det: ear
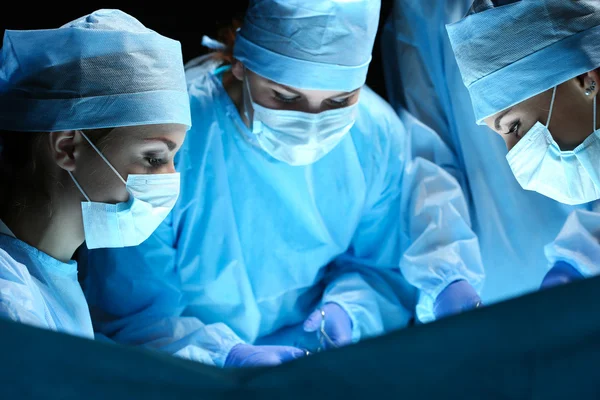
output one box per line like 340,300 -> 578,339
576,70 -> 600,99
231,59 -> 245,81
48,130 -> 80,172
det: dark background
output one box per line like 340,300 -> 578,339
0,1 -> 394,100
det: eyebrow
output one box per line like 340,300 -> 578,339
145,137 -> 177,151
273,82 -> 358,98
494,107 -> 514,131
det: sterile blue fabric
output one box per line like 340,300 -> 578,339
0,232 -> 93,339
381,0 -> 591,305
0,9 -> 191,132
545,209 -> 600,278
233,0 -> 380,92
81,61 -> 484,366
446,0 -> 600,124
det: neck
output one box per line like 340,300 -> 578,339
2,195 -> 84,264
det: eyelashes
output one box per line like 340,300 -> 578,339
272,90 -> 300,104
272,90 -> 352,107
503,120 -> 521,137
143,152 -> 168,170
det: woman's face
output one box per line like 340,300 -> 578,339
484,70 -> 600,152
71,123 -> 186,204
232,62 -> 361,114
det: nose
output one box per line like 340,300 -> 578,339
505,138 -> 515,152
304,102 -> 325,114
165,160 -> 177,174
304,97 -> 335,114
498,133 -> 520,153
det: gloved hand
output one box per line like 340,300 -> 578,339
540,261 -> 584,290
433,280 -> 482,320
224,344 -> 305,368
303,302 -> 353,349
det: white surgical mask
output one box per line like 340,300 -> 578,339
69,131 -> 180,249
243,76 -> 357,166
507,87 -> 600,205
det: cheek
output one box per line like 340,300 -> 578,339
157,162 -> 177,174
77,148 -> 130,204
97,180 -> 130,204
548,101 -> 592,150
127,164 -> 151,175
76,165 -> 129,204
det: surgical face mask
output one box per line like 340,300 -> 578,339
69,132 -> 180,249
507,87 -> 600,205
242,76 -> 358,166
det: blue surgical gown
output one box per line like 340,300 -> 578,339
81,62 -> 484,366
0,230 -> 93,339
381,0 -> 594,304
545,207 -> 600,278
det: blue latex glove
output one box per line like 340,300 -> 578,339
303,302 -> 353,349
541,261 -> 584,290
224,344 -> 305,368
433,280 -> 482,320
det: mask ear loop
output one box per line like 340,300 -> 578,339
242,68 -> 262,135
65,132 -> 92,203
79,131 -> 127,186
546,86 -> 558,128
594,93 -> 597,132
68,171 -> 91,202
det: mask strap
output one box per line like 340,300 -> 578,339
546,86 -> 558,128
242,67 -> 256,104
594,94 -> 597,132
79,131 -> 127,186
68,171 -> 91,202
242,69 -> 261,134
242,70 -> 256,118
242,77 -> 252,123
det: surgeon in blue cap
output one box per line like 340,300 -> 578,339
446,1 -> 600,290
0,10 -> 190,338
82,0 -> 485,367
381,0 -> 594,309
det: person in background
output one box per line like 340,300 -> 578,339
82,0 -> 484,368
381,0 -> 595,305
382,0 -> 600,305
447,0 -> 600,288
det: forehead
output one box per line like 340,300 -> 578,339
113,124 -> 187,138
249,70 -> 357,98
485,91 -> 553,129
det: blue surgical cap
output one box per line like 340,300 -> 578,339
233,0 -> 381,92
447,0 -> 600,124
0,9 -> 191,132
